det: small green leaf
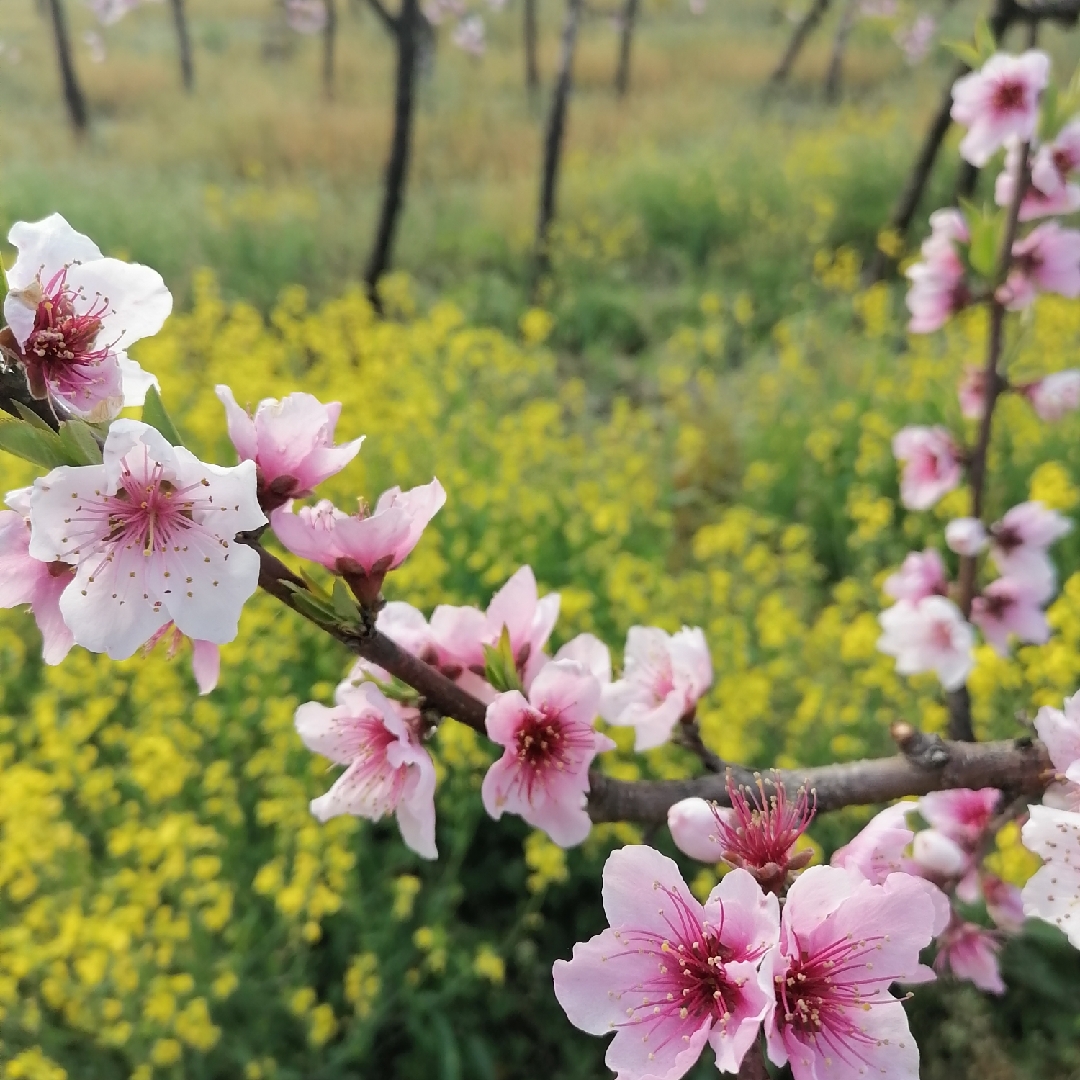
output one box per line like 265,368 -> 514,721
968,217 -> 1001,278
974,16 -> 996,62
281,581 -> 337,624
141,384 -> 184,446
331,579 -> 362,622
58,418 -> 104,465
942,39 -> 983,69
299,568 -> 333,604
12,401 -> 56,433
0,417 -> 70,468
483,626 -> 523,693
1040,82 -> 1061,142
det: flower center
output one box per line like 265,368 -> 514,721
103,465 -> 204,555
992,523 -> 1022,554
340,716 -> 409,814
515,710 -> 568,770
992,79 -> 1026,112
25,269 -> 111,385
929,617 -> 956,650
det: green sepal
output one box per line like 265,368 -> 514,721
141,384 -> 184,447
960,199 -> 1003,279
281,580 -> 337,623
331,579 -> 363,626
483,626 -> 523,693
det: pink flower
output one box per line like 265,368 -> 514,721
999,222 -> 1080,309
877,596 -> 975,691
951,50 -> 1050,167
1019,370 -> 1080,422
143,622 -> 222,695
935,919 -> 1005,994
892,425 -> 963,510
1030,119 -> 1080,194
922,208 -> 971,258
759,865 -> 940,1080
895,13 -> 935,66
295,680 -> 437,859
989,501 -> 1072,592
905,245 -> 970,333
482,659 -> 614,847
375,600 -> 440,660
910,828 -> 971,880
831,802 -> 916,883
285,0 -> 328,33
552,845 -> 780,1079
918,788 -> 1000,848
3,214 -> 169,420
600,626 -> 713,751
971,576 -> 1050,655
28,419 -> 265,660
945,518 -> 988,557
1034,691 -> 1080,802
554,632 -> 612,684
982,874 -> 1026,933
667,797 -> 725,863
883,549 -> 948,603
0,487 -> 74,665
215,385 -> 363,509
430,566 -> 561,691
1021,804 -> 1080,948
958,366 -> 988,420
270,479 -> 445,604
995,139 -> 1080,221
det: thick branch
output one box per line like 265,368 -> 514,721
770,0 -> 830,85
587,737 -> 1052,823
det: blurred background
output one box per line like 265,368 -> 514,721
4,0 -> 1080,1077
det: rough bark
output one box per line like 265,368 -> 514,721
169,0 -> 195,92
614,0 -> 639,98
47,0 -> 88,135
770,0 -> 830,85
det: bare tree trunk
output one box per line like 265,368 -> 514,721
824,0 -> 859,102
46,0 -> 88,135
534,0 -> 584,279
323,0 -> 339,99
770,0 -> 830,85
365,0 -> 419,300
169,0 -> 195,92
614,0 -> 638,97
525,0 -> 540,96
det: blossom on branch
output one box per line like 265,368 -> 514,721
877,595 -> 974,691
215,385 -> 363,509
270,480 -> 445,605
883,548 -> 948,603
295,681 -> 437,859
905,210 -> 971,333
918,787 -> 1001,848
934,919 -> 1005,994
1034,691 -> 1080,807
951,50 -> 1049,167
831,802 -> 917,883
552,846 -> 780,1078
759,865 -> 941,1080
667,797 -> 726,862
143,622 -> 222,695
0,487 -> 74,665
958,366 -> 988,420
971,576 -> 1051,656
995,138 -> 1080,221
1021,804 -> 1080,948
28,419 -> 265,660
999,222 -> 1080,310
601,626 -> 712,751
892,426 -> 962,510
3,214 -> 169,420
1019,370 -> 1080,422
988,500 -> 1072,593
945,518 -> 988,557
482,659 -> 613,847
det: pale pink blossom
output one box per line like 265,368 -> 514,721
831,802 -> 916,883
285,0 -> 327,33
3,214 -> 169,420
270,480 -> 445,604
0,487 -> 74,665
482,659 -> 614,847
951,51 -> 1050,167
759,865 -> 940,1080
430,566 -> 561,691
945,518 -> 989,557
1030,119 -> 1080,194
451,14 -> 485,56
883,549 -> 947,603
959,366 -> 988,419
983,874 -> 1026,933
553,632 -> 612,684
215,385 -> 363,508
995,138 -> 1080,221
911,828 -> 972,880
999,221 -> 1080,309
892,425 -> 963,510
143,622 -> 221,695
935,919 -> 1005,994
877,596 -> 975,691
667,797 -> 726,863
28,419 -> 265,660
905,254 -> 970,333
922,208 -> 971,258
971,575 -> 1051,654
295,680 -> 437,859
919,788 -> 1001,848
375,600 -> 439,660
895,13 -> 935,66
1034,691 -> 1080,804
553,846 -> 780,1079
600,626 -> 712,751
1019,370 -> 1080,421
1021,804 -> 1080,948
989,501 -> 1072,592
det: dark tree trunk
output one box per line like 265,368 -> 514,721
365,0 -> 419,300
770,0 -> 830,85
534,0 -> 584,278
614,0 -> 638,97
46,0 -> 88,135
323,0 -> 339,98
169,0 -> 195,92
824,0 -> 859,102
524,0 -> 540,96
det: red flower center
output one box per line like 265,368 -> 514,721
24,269 -> 112,391
992,79 -> 1026,112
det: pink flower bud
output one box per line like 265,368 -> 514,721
1021,370 -> 1080,422
945,518 -> 989,557
667,797 -> 726,862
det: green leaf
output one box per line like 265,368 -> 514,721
331,579 -> 362,623
483,626 -> 522,693
942,38 -> 983,69
12,401 -> 56,433
0,417 -> 70,468
58,419 -> 104,465
281,581 -> 337,624
1040,82 -> 1061,142
968,215 -> 1000,278
974,16 -> 996,62
141,384 -> 184,446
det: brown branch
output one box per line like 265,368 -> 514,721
586,737 -> 1052,824
770,0 -> 831,86
364,0 -> 399,33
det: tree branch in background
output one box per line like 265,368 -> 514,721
323,0 -> 339,99
365,0 -> 420,302
823,0 -> 860,103
770,0 -> 831,85
364,0 -> 399,35
524,0 -> 540,97
614,0 -> 639,98
169,0 -> 195,92
534,0 -> 584,285
46,0 -> 89,136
